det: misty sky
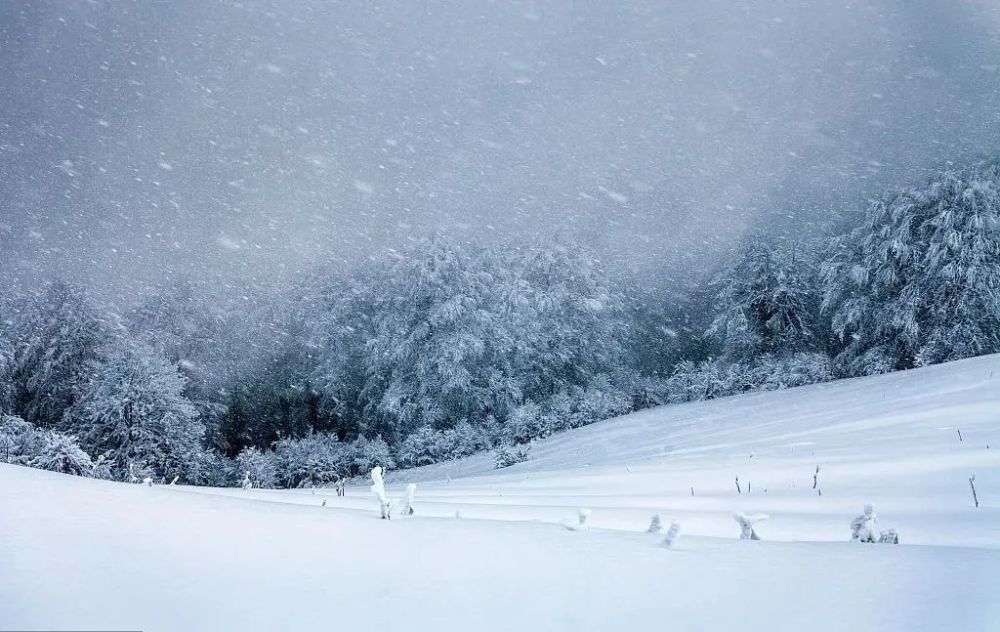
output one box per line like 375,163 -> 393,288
2,0 -> 1000,299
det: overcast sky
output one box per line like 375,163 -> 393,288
2,0 -> 999,300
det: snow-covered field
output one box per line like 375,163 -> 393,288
3,355 -> 999,631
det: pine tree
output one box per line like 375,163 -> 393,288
823,162 -> 1000,374
708,241 -> 820,362
67,343 -> 204,482
6,281 -> 118,428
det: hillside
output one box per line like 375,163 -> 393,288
3,355 -> 1000,631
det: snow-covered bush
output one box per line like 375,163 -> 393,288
235,447 -> 277,489
665,352 -> 833,404
395,422 -> 492,468
493,443 -> 529,469
349,436 -> 394,476
850,503 -> 878,543
27,430 -> 95,476
0,414 -> 34,463
734,512 -> 768,540
504,402 -> 547,445
273,433 -> 347,488
0,414 -> 96,477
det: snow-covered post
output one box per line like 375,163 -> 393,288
734,512 -> 768,540
663,521 -> 681,547
969,475 -> 979,508
647,514 -> 663,533
370,465 -> 391,519
403,483 -> 417,516
850,503 -> 877,542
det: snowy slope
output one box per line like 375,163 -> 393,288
3,355 -> 1000,631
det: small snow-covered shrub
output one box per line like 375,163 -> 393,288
273,433 -> 347,488
755,353 -> 832,390
505,402 -> 547,445
350,436 -> 395,477
0,414 -> 96,477
395,422 -> 491,468
666,353 -> 833,404
850,503 -> 878,543
28,430 -> 95,476
573,374 -> 632,428
734,512 -> 769,540
493,443 -> 529,469
235,447 -> 277,489
0,414 -> 34,463
186,450 -> 234,487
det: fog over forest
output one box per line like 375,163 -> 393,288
3,0 -> 1000,301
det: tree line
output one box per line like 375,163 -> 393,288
3,161 -> 999,486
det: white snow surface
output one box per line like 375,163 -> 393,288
3,355 -> 1000,631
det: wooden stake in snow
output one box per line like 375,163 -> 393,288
958,429 -> 964,442
969,475 -> 980,508
735,476 -> 742,494
813,465 -> 820,490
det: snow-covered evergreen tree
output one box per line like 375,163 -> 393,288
6,281 -> 118,429
823,162 -> 1000,374
67,342 -> 204,482
708,241 -> 821,362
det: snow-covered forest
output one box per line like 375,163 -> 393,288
4,161 -> 1000,485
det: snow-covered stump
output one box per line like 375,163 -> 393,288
370,465 -> 391,520
734,512 -> 768,540
647,514 -> 663,534
663,521 -> 681,547
850,503 -> 878,543
402,483 -> 416,516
